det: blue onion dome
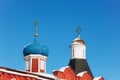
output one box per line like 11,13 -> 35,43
23,42 -> 49,56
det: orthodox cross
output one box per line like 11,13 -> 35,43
34,20 -> 39,37
75,25 -> 82,38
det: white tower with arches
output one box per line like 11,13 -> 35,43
70,27 -> 86,59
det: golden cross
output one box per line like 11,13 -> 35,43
34,20 -> 39,37
34,20 -> 39,27
75,25 -> 82,35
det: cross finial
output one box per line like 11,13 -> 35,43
75,25 -> 82,38
34,20 -> 39,37
34,20 -> 39,27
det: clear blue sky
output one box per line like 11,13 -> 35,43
0,0 -> 120,80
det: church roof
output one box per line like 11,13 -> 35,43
93,76 -> 104,80
71,37 -> 85,45
77,71 -> 87,77
0,66 -> 56,80
58,66 -> 69,72
73,38 -> 85,44
68,59 -> 93,78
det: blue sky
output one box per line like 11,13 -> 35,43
0,0 -> 120,79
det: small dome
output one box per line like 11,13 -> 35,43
23,43 -> 49,56
73,38 -> 85,44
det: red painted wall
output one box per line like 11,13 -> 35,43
53,67 -> 94,80
0,72 -> 36,80
99,77 -> 104,80
64,67 -> 76,80
80,72 -> 92,80
32,58 -> 38,72
53,67 -> 77,80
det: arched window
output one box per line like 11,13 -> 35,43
26,60 -> 30,71
73,49 -> 74,57
83,49 -> 84,58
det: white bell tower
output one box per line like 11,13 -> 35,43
70,26 -> 86,59
69,26 -> 93,77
